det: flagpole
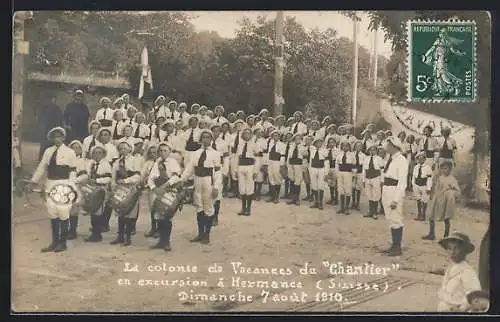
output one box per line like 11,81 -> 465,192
274,11 -> 284,117
351,14 -> 359,126
373,28 -> 379,88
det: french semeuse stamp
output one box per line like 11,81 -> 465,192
406,20 -> 477,103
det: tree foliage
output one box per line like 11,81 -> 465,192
25,11 -> 385,122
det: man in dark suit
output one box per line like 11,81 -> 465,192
38,93 -> 64,161
64,89 -> 90,143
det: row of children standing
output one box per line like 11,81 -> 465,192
31,90 -> 461,252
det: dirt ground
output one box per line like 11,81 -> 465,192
12,184 -> 489,312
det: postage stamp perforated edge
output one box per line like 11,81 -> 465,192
405,19 -> 478,104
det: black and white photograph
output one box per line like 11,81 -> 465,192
11,10 -> 491,313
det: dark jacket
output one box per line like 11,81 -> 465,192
39,103 -> 64,142
64,101 -> 90,142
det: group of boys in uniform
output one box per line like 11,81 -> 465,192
29,91 -> 458,256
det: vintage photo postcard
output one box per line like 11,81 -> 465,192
11,10 -> 491,313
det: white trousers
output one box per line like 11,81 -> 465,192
268,161 -> 283,186
364,177 -> 381,201
193,176 -> 215,215
221,156 -> 229,177
238,165 -> 255,195
183,151 -> 196,173
337,171 -> 353,196
353,172 -> 363,190
309,167 -> 326,191
230,155 -> 239,180
254,157 -> 264,183
287,164 -> 303,184
382,185 -> 404,229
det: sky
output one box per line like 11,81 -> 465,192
187,11 -> 393,58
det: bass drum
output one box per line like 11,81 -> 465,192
110,185 -> 140,216
153,188 -> 186,220
80,184 -> 106,214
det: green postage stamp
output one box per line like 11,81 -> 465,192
406,20 -> 477,103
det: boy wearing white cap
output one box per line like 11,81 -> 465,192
252,126 -> 267,201
30,127 -> 78,252
68,140 -> 87,239
290,111 -> 307,135
235,128 -> 262,215
380,136 -> 408,256
286,133 -> 307,205
412,151 -> 433,221
82,121 -> 102,159
95,97 -> 114,129
147,143 -> 182,251
210,124 -> 229,225
109,141 -> 142,246
177,102 -> 191,128
302,135 -> 315,202
82,146 -> 113,242
362,143 -> 383,219
110,109 -> 125,142
213,105 -> 229,126
96,128 -> 119,166
178,130 -> 222,244
228,119 -> 245,198
335,140 -> 356,214
438,126 -> 457,167
325,137 -> 339,205
308,137 -> 329,209
265,129 -> 286,203
352,140 -> 366,210
183,116 -> 202,168
131,112 -> 150,140
419,125 -> 439,170
152,95 -> 167,119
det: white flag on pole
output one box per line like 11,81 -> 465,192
138,46 -> 153,99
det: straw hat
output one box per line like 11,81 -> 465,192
438,231 -> 475,254
47,126 -> 66,139
385,136 -> 403,150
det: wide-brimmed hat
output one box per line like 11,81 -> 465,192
117,141 -> 133,151
47,126 -> 66,139
234,119 -> 246,126
438,231 -> 475,254
154,95 -> 166,105
99,97 -> 111,105
293,111 -> 303,117
259,108 -> 270,116
200,129 -> 214,139
74,89 -> 84,95
97,128 -> 112,138
269,129 -> 281,137
88,120 -> 101,131
275,115 -> 286,121
113,97 -> 124,106
69,140 -> 82,149
385,136 -> 403,150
